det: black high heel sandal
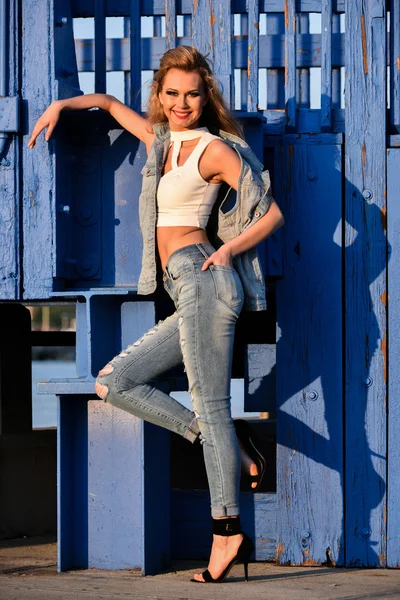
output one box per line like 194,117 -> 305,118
191,517 -> 254,583
234,419 -> 266,492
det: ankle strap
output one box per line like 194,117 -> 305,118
212,517 -> 242,536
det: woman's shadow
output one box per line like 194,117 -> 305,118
269,140 -> 389,567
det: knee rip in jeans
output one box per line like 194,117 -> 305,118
177,315 -> 186,372
95,381 -> 109,400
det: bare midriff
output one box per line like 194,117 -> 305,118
157,226 -> 210,271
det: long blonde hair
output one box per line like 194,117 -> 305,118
146,46 -> 244,139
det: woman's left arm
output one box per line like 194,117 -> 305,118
202,141 -> 285,270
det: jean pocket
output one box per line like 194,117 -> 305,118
209,265 -> 244,311
165,257 -> 193,281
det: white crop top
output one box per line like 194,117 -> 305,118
156,127 -> 223,228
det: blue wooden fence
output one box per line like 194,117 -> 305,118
0,0 -> 398,572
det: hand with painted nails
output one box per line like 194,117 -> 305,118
27,100 -> 63,149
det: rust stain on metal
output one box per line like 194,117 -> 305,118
210,13 -> 216,28
254,22 -> 259,30
397,57 -> 400,70
193,0 -> 198,15
361,13 -> 368,75
284,0 -> 288,29
379,553 -> 386,566
248,57 -> 252,78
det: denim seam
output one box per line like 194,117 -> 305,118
193,266 -> 227,513
113,390 -> 191,432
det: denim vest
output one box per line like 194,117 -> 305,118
137,122 -> 273,311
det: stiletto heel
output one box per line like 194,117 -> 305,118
234,419 -> 266,492
191,517 -> 254,584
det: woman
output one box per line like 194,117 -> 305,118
28,46 -> 284,583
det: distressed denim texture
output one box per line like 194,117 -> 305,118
96,243 -> 245,517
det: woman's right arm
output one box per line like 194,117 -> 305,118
27,93 -> 154,149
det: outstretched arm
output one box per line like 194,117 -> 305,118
28,94 -> 154,150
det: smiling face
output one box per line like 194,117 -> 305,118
158,68 -> 208,131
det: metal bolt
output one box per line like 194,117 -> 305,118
362,189 -> 373,200
81,259 -> 92,271
308,171 -> 317,180
82,207 -> 92,219
56,16 -> 68,26
59,204 -> 70,214
307,390 -> 318,401
301,530 -> 311,539
359,526 -> 372,538
364,377 -> 373,387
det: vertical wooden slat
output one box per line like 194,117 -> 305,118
124,17 -> 131,105
275,136 -> 344,566
94,0 -> 106,93
22,0 -> 55,298
183,14 -> 191,36
390,0 -> 400,130
387,148 -> 400,567
321,0 -> 333,130
192,0 -> 232,107
266,13 -> 285,109
164,0 -> 176,50
240,14 -> 248,110
129,0 -> 141,109
284,0 -> 296,129
247,0 -> 260,111
0,0 -> 19,299
297,13 -> 310,108
345,0 -> 387,566
153,16 -> 162,37
331,12 -> 341,110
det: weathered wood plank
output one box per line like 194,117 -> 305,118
387,148 -> 400,567
94,0 -> 106,93
344,0 -> 387,567
129,0 -> 141,109
389,0 -> 400,130
284,0 -> 296,129
74,32 -> 346,72
247,0 -> 260,111
164,0 -> 176,50
22,0 -> 56,299
321,0 -> 333,130
71,0 -> 346,17
297,14 -> 310,109
192,0 -> 232,106
0,0 -> 19,299
275,141 -> 343,565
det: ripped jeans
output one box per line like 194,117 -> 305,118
95,243 -> 245,518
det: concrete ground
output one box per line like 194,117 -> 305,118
1,537 -> 400,600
